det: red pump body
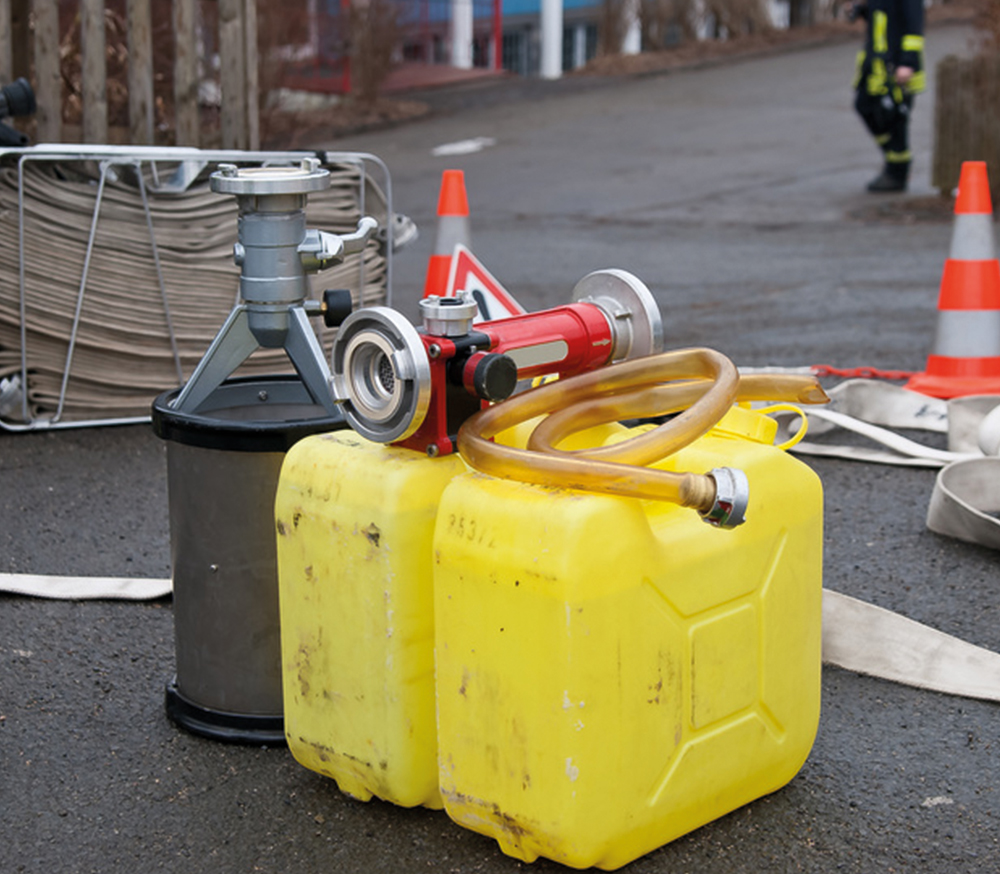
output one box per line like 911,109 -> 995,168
395,302 -> 615,457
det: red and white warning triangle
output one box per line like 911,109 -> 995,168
445,244 -> 526,323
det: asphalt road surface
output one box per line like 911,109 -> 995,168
4,20 -> 998,874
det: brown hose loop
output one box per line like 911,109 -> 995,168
457,349 -> 829,512
457,349 -> 730,510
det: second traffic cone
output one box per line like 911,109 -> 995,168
423,169 -> 470,298
906,161 -> 1000,399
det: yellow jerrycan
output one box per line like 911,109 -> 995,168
275,430 -> 466,808
433,401 -> 823,869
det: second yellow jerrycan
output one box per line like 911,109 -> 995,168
432,407 -> 823,870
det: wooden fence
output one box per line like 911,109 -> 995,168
0,0 -> 259,149
933,53 -> 1000,203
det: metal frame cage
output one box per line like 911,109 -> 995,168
0,145 -> 395,431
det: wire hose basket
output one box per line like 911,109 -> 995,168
0,147 -> 395,429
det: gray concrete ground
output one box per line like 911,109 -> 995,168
4,21 -> 999,873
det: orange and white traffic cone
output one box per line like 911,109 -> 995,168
423,169 -> 470,298
906,161 -> 1000,399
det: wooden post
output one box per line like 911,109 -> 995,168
932,56 -> 954,196
932,54 -> 1000,204
173,0 -> 199,146
244,0 -> 259,150
219,0 -> 248,149
127,0 -> 155,144
978,55 -> 1000,206
9,0 -> 29,80
32,0 -> 60,142
0,0 -> 12,84
81,0 -> 108,143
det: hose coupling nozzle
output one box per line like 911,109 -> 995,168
701,467 -> 750,529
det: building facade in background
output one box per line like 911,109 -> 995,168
280,0 -> 806,93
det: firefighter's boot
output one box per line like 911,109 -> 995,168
867,161 -> 909,193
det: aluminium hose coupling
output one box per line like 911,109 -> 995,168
702,467 -> 750,529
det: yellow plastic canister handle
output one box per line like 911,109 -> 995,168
756,403 -> 812,451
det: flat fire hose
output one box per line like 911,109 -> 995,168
0,572 -> 171,600
766,377 -> 1000,703
7,570 -> 1000,706
823,590 -> 1000,703
766,379 -> 1000,544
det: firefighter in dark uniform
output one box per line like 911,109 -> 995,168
851,0 -> 925,192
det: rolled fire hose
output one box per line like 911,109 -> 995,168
926,458 -> 1000,550
0,160 -> 388,424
